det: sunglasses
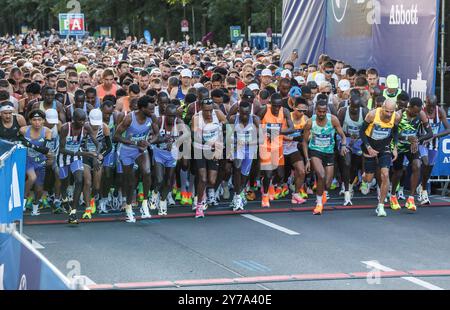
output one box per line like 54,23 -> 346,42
321,91 -> 331,95
325,70 -> 334,74
296,108 -> 308,113
35,80 -> 44,83
227,87 -> 236,91
69,80 -> 79,84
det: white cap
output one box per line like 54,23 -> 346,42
23,62 -> 33,69
180,68 -> 192,78
341,67 -> 349,76
281,69 -> 292,79
315,73 -> 326,85
248,83 -> 260,91
193,82 -> 204,89
294,76 -> 306,85
60,56 -> 69,62
338,79 -> 351,92
89,109 -> 103,126
45,109 -> 59,124
150,68 -> 161,75
261,69 -> 273,77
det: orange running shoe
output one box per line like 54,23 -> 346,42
268,186 -> 275,201
274,187 -> 282,200
322,192 -> 328,205
313,204 -> 323,215
262,194 -> 270,208
246,190 -> 256,201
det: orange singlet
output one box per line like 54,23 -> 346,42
260,105 -> 287,168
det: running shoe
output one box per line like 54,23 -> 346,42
240,191 -> 248,207
417,185 -> 423,201
98,199 -> 108,214
313,204 -> 323,215
137,182 -> 144,202
291,193 -> 306,205
343,191 -> 352,206
322,192 -> 328,205
330,178 -> 338,190
186,192 -> 193,205
261,194 -> 270,208
192,196 -> 198,211
376,205 -> 387,217
339,183 -> 345,196
405,197 -> 417,212
31,203 -> 40,216
175,189 -> 182,201
274,187 -> 283,200
421,190 -> 431,205
281,184 -> 289,198
167,192 -> 176,206
195,203 -> 205,218
25,197 -> 33,210
180,192 -> 189,205
158,200 -> 168,216
68,209 -> 79,224
246,189 -> 256,201
140,200 -> 151,219
41,196 -> 50,209
299,188 -> 308,199
89,198 -> 96,214
150,191 -> 159,210
268,185 -> 275,201
230,194 -> 238,210
397,187 -> 406,200
390,195 -> 401,210
360,181 -> 370,195
53,199 -> 65,214
82,208 -> 92,220
125,206 -> 136,223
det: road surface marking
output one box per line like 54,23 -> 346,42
362,261 -> 443,290
22,233 -> 45,249
241,214 -> 300,235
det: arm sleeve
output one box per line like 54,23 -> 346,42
101,136 -> 113,157
392,124 -> 399,146
360,121 -> 370,148
18,136 -> 50,154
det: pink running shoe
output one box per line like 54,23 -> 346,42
195,203 -> 205,218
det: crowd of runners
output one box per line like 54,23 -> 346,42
1,32 -> 449,224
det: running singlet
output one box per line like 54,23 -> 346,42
39,100 -> 57,112
343,107 -> 364,138
261,105 -> 287,150
0,115 -> 20,142
176,85 -> 186,101
283,113 -> 306,155
120,111 -> 152,152
69,103 -> 88,120
365,108 -> 395,151
58,123 -> 84,167
397,110 -> 421,153
156,116 -> 179,153
85,125 -> 105,152
25,127 -> 47,166
234,113 -> 257,159
96,84 -> 118,100
48,125 -> 59,155
308,114 -> 335,154
421,107 -> 441,151
193,110 -> 222,151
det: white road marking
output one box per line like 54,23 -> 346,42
241,214 -> 300,235
362,261 -> 444,290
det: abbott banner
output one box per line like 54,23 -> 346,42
431,135 -> 450,177
0,141 -> 26,225
282,0 -> 439,96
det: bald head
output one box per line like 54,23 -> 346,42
380,99 -> 396,121
426,95 -> 438,106
383,99 -> 396,110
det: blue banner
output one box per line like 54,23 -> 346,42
0,142 -> 26,225
0,232 -> 71,290
431,135 -> 450,177
282,0 -> 439,98
144,30 -> 152,44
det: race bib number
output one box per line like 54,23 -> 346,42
371,125 -> 391,140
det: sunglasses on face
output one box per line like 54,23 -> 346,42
322,91 -> 331,95
69,80 -> 78,84
325,70 -> 334,74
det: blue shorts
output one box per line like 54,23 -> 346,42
26,157 -> 46,186
58,160 -> 84,179
420,146 -> 438,166
119,147 -> 147,167
153,147 -> 177,168
103,151 -> 117,168
338,136 -> 363,156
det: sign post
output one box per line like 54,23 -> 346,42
59,13 -> 85,37
230,26 -> 242,44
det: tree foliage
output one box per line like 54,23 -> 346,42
0,0 -> 281,45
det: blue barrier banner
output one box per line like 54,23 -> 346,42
0,141 -> 26,224
282,0 -> 439,97
0,232 -> 71,290
431,135 -> 450,176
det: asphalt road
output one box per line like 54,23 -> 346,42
23,194 -> 450,290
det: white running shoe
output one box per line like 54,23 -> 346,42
140,200 -> 151,219
150,191 -> 159,210
339,183 -> 345,196
376,205 -> 387,217
125,206 -> 136,223
167,192 -> 176,206
343,191 -> 352,206
192,196 -> 198,211
232,194 -> 241,211
397,187 -> 406,200
31,204 -> 40,216
158,200 -> 168,216
421,190 -> 431,205
99,199 -> 108,214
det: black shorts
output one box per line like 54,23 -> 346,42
309,149 -> 334,167
392,151 -> 420,171
285,151 -> 304,166
195,158 -> 219,171
363,151 -> 392,174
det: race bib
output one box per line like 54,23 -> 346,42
371,125 -> 391,140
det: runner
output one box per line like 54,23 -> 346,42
337,95 -> 368,206
114,96 -> 159,222
302,99 -> 348,215
58,108 -> 101,224
390,98 -> 433,212
258,93 -> 294,208
0,101 -> 27,142
419,95 -> 450,204
66,89 -> 94,122
19,110 -> 53,216
360,99 -> 401,217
